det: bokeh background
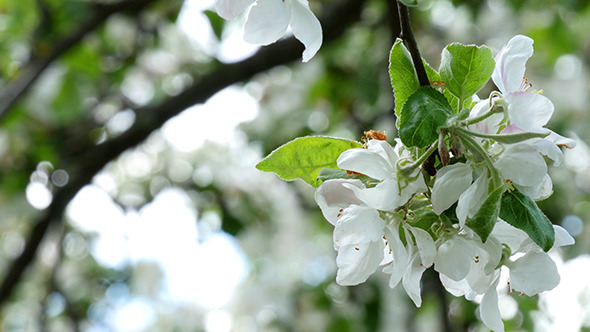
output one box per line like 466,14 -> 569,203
0,0 -> 589,331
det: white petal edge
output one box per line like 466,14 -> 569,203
431,163 -> 472,215
553,225 -> 575,248
494,144 -> 547,187
509,252 -> 560,295
407,226 -> 436,268
480,284 -> 505,332
243,0 -> 290,45
383,225 -> 409,289
288,0 -> 322,62
315,179 -> 364,225
506,91 -> 553,131
335,241 -> 384,286
492,34 -> 533,95
216,0 -> 255,19
333,205 -> 384,247
403,254 -> 426,307
457,170 -> 489,228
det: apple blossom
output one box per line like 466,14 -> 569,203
215,0 -> 322,62
337,139 -> 427,211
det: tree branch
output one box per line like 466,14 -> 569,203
0,0 -> 158,122
0,0 -> 368,309
396,1 -> 430,86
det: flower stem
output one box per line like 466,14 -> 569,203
454,129 -> 504,188
461,104 -> 503,126
400,143 -> 437,173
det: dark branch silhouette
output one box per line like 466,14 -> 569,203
0,0 -> 158,122
0,0 -> 368,309
397,1 -> 430,87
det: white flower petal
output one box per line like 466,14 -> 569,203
431,163 -> 472,215
403,254 -> 426,307
216,0 -> 255,19
382,225 -> 412,289
492,35 -> 533,94
315,179 -> 364,225
480,286 -> 505,332
434,237 -> 475,281
514,173 -> 552,201
491,220 -> 528,253
457,170 -> 489,228
333,205 -> 384,246
337,141 -> 396,180
481,237 -> 503,275
507,91 -> 554,131
288,0 -> 322,62
531,136 -> 564,166
343,178 -> 416,211
553,225 -> 575,247
408,226 -> 436,268
439,274 -> 471,297
243,0 -> 290,45
469,99 -> 503,135
335,241 -> 384,286
545,130 -> 577,149
509,252 -> 560,295
494,144 -> 547,187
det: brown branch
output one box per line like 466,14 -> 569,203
0,0 -> 158,122
396,1 -> 429,86
0,0 -> 368,309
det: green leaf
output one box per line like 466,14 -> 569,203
256,136 -> 363,187
499,190 -> 555,251
423,59 -> 441,82
440,43 -> 495,102
389,39 -> 420,122
399,0 -> 418,5
399,86 -> 454,148
466,185 -> 504,242
444,89 -> 472,114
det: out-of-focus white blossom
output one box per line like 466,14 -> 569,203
216,0 -> 322,62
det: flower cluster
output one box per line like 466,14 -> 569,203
215,0 -> 322,62
314,35 -> 576,332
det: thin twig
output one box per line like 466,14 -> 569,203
396,1 -> 430,86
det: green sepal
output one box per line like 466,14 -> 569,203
499,189 -> 555,252
256,136 -> 362,187
398,86 -> 454,148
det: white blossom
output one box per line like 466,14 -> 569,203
337,140 -> 427,211
382,223 -> 436,307
216,0 -> 322,62
315,179 -> 385,285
